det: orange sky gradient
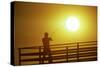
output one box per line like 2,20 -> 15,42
14,2 -> 97,48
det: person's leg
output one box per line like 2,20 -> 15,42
48,47 -> 52,63
43,48 -> 46,63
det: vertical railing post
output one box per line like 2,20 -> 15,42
66,47 -> 68,62
77,43 -> 79,62
41,47 -> 45,64
19,48 -> 21,65
39,46 -> 41,64
49,49 -> 52,63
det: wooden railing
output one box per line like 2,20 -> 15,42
18,41 -> 97,65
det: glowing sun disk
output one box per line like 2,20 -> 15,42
65,17 -> 80,31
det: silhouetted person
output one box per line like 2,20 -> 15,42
42,32 -> 52,63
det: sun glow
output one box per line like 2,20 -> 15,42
65,17 -> 80,31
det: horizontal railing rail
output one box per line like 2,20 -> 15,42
18,41 -> 97,65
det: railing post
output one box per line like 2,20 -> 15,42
39,46 -> 42,64
48,49 -> 52,63
42,47 -> 45,64
19,48 -> 21,65
77,43 -> 79,62
66,47 -> 68,62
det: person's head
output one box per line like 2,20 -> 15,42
44,32 -> 48,38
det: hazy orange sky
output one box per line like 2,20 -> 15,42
14,2 -> 97,47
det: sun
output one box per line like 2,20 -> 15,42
65,17 -> 80,31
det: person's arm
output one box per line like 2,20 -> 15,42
49,37 -> 53,41
42,38 -> 44,43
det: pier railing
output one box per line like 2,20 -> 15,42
18,41 -> 97,65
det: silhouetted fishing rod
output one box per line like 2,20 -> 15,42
50,21 -> 66,37
50,27 -> 59,37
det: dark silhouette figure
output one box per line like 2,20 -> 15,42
42,32 -> 52,63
